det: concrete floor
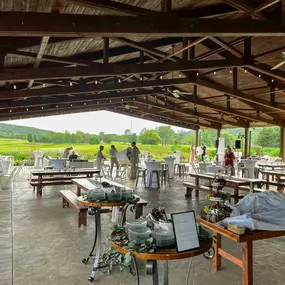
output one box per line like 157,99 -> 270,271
1,170 -> 285,285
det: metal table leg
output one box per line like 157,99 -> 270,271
88,208 -> 102,282
147,260 -> 159,285
82,207 -> 99,265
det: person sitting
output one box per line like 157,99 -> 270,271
63,146 -> 73,159
69,151 -> 78,161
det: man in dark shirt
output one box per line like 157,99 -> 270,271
69,151 -> 78,161
201,144 -> 206,162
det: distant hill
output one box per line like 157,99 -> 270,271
0,123 -> 53,139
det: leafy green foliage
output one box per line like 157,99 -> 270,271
139,129 -> 162,145
256,127 -> 280,147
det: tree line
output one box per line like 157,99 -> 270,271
24,126 -> 281,148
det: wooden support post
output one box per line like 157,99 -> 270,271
244,127 -> 249,158
213,233 -> 222,271
182,38 -> 188,61
242,241 -> 253,285
195,129 -> 199,148
270,83 -> 276,105
161,0 -> 172,12
280,126 -> 285,160
217,129 -> 221,140
227,95 -> 231,109
0,54 -> 4,67
281,0 -> 285,24
244,38 -> 252,62
103,37 -> 109,64
233,67 -> 238,91
140,51 -> 144,64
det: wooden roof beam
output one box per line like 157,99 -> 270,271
109,107 -> 198,130
0,78 -> 189,100
0,59 -> 247,82
0,90 -> 158,110
136,98 -> 240,128
115,104 -> 201,129
2,13 -> 285,37
27,36 -> 50,89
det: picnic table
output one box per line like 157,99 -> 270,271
256,162 -> 285,170
74,178 -> 148,282
187,173 -> 263,203
259,169 -> 285,190
30,168 -> 100,197
197,217 -> 285,285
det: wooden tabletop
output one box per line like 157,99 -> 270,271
259,169 -> 285,176
77,196 -> 127,207
111,230 -> 212,261
31,168 -> 100,176
197,217 -> 285,243
72,178 -> 134,192
189,173 -> 251,186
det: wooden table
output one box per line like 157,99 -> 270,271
30,168 -> 100,197
257,162 -> 285,170
188,173 -> 262,203
111,230 -> 212,285
259,169 -> 285,190
197,217 -> 285,285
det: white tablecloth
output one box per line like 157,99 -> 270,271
163,156 -> 176,178
145,161 -> 161,188
33,151 -> 44,168
0,160 -> 12,175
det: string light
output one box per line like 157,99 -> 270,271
121,99 -> 124,102
41,107 -> 44,109
84,102 -> 86,105
95,80 -> 98,84
160,76 -> 163,80
196,72 -> 199,76
140,76 -> 143,81
43,83 -> 46,87
109,100 -> 112,102
9,110 -> 12,112
230,70 -> 232,73
97,102 -> 99,104
179,72 -> 182,78
13,85 -> 16,90
118,79 -> 121,83
70,104 -> 72,106
214,71 -> 216,75
271,79 -> 274,82
26,108 -> 28,111
258,74 -> 261,78
69,82 -> 73,86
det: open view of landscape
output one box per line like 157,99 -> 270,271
0,115 -> 281,164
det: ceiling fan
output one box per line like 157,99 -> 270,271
271,52 -> 285,70
165,88 -> 192,98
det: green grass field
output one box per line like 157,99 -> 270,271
0,138 -> 281,165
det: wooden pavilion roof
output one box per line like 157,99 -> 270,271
1,0 -> 285,130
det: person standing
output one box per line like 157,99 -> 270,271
129,142 -> 140,179
224,146 -> 235,176
109,145 -> 119,174
190,144 -> 196,163
69,151 -> 78,161
63,146 -> 73,159
201,144 -> 207,162
95,145 -> 105,171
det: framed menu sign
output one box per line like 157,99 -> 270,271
171,211 -> 200,253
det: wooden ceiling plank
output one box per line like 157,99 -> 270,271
1,13 -> 285,37
0,59 -> 247,82
7,50 -> 89,66
68,0 -> 160,16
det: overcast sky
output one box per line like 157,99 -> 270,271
5,111 -> 187,134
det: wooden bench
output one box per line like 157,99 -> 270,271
60,190 -> 88,227
29,176 -> 85,182
183,182 -> 211,197
31,181 -> 74,196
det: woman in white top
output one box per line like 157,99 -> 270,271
95,145 -> 105,171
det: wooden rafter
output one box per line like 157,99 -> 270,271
0,59 -> 247,82
1,13 -> 285,37
27,36 -> 50,88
